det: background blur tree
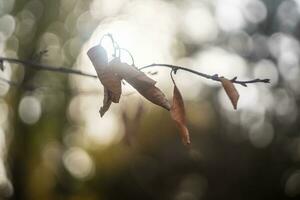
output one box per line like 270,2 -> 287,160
0,0 -> 300,199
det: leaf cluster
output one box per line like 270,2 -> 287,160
87,35 -> 247,146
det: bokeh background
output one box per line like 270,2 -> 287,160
0,0 -> 300,199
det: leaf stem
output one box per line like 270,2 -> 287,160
100,33 -> 117,57
118,48 -> 135,66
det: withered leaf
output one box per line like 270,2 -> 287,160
111,60 -> 156,86
99,58 -> 122,103
88,45 -> 170,113
99,69 -> 122,103
111,61 -> 170,110
170,83 -> 191,145
87,45 -> 108,76
100,88 -> 112,117
88,47 -> 122,102
88,46 -> 122,116
220,77 -> 240,110
134,84 -> 171,110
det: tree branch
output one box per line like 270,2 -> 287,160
139,64 -> 270,87
0,57 -> 270,88
0,57 -> 98,78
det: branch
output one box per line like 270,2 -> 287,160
139,64 -> 270,87
0,57 -> 270,88
0,57 -> 98,78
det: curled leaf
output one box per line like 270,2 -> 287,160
111,61 -> 170,110
100,88 -> 112,117
99,58 -> 123,103
87,45 -> 170,113
170,82 -> 190,145
99,69 -> 122,103
111,61 -> 156,86
88,46 -> 122,115
87,45 -> 108,76
135,84 -> 171,110
220,77 -> 240,110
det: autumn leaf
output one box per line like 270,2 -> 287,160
134,84 -> 171,110
87,45 -> 108,75
170,81 -> 191,145
99,58 -> 122,103
88,46 -> 122,116
98,68 -> 122,103
88,45 -> 170,113
110,60 -> 157,86
111,60 -> 170,110
88,46 -> 122,103
100,88 -> 112,117
220,77 -> 240,110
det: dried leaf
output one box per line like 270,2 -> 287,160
220,77 -> 240,110
87,45 -> 108,76
99,69 -> 122,102
87,45 -> 170,112
98,58 -> 122,103
170,83 -> 191,145
135,85 -> 171,110
111,60 -> 156,86
111,61 -> 170,110
99,88 -> 112,117
88,46 -> 122,116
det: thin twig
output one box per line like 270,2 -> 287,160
118,48 -> 135,66
0,57 -> 270,88
0,57 -> 98,78
100,33 -> 117,57
139,64 -> 270,87
100,34 -> 135,66
170,68 -> 176,84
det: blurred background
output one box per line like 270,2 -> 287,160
0,0 -> 300,199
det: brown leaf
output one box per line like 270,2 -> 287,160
87,47 -> 121,102
220,77 -> 240,110
87,45 -> 108,76
111,61 -> 170,110
99,70 -> 122,103
111,61 -> 156,86
170,83 -> 191,145
100,88 -> 112,117
88,46 -> 122,112
135,85 -> 171,110
87,45 -> 170,112
98,58 -> 122,103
